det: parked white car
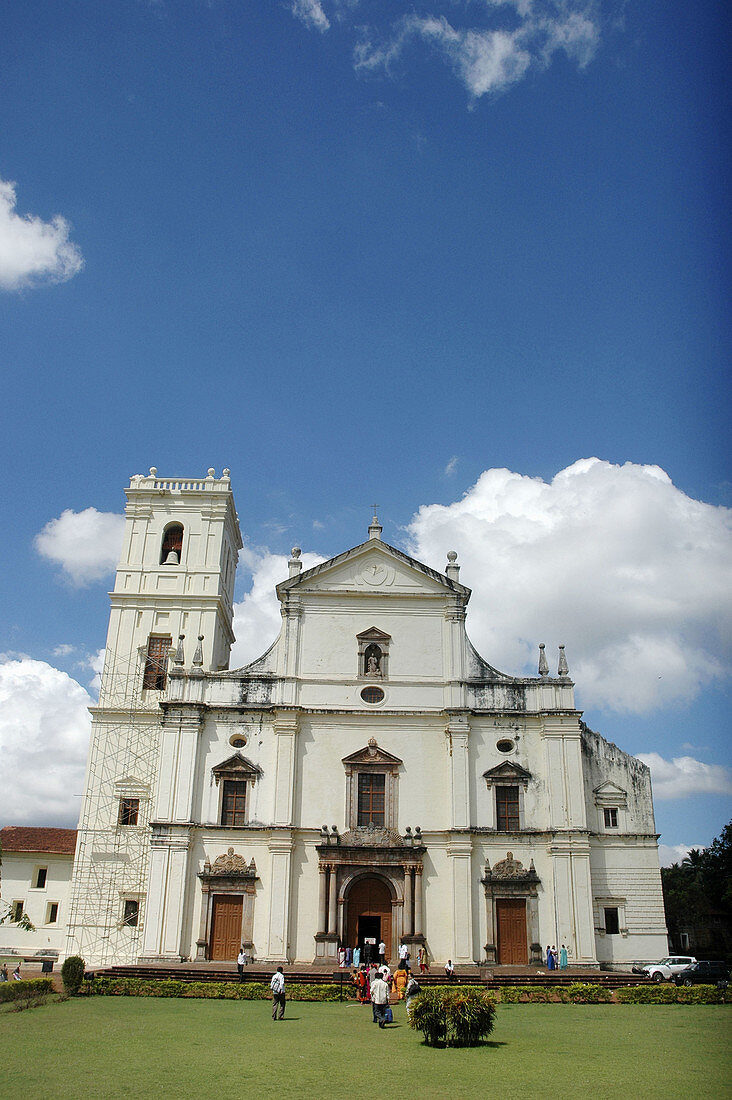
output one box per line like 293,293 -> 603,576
640,956 -> 697,982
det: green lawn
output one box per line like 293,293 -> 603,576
0,997 -> 729,1098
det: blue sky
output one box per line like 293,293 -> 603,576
0,1 -> 729,856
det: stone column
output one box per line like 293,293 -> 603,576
241,882 -> 256,952
266,833 -> 293,961
484,888 -> 496,963
403,867 -> 413,937
327,865 -> 338,935
414,866 -> 423,937
317,865 -> 328,934
196,884 -> 211,960
272,711 -> 298,826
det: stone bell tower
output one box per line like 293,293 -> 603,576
102,466 -> 243,696
65,468 -> 242,967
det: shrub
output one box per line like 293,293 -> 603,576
82,977 -> 355,1003
61,956 -> 86,995
617,984 -> 728,1005
565,983 -> 613,1004
409,987 -> 497,1047
0,978 -> 54,1003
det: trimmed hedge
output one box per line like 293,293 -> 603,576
616,984 -> 728,1005
0,978 -> 54,1003
409,987 -> 497,1047
83,977 -> 356,1002
80,977 -> 729,1006
498,983 -> 728,1005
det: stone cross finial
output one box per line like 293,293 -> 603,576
538,643 -> 549,677
368,511 -> 383,540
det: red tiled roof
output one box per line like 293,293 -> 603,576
0,826 -> 77,855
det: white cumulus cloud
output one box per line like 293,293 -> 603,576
351,2 -> 600,100
291,0 -> 330,32
657,843 -> 705,868
407,459 -> 732,713
0,659 -> 92,827
637,753 -> 732,801
0,177 -> 83,291
230,546 -> 326,667
35,508 -> 125,586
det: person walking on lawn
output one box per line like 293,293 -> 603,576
270,966 -> 286,1020
370,972 -> 390,1028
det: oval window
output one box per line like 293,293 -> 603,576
229,735 -> 247,749
496,739 -> 514,754
360,686 -> 385,704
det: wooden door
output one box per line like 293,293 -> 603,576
346,876 -> 392,961
496,898 -> 527,964
210,895 -> 243,961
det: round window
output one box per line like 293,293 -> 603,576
229,734 -> 247,749
496,739 -> 514,754
360,686 -> 385,704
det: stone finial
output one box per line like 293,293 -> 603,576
172,635 -> 185,665
368,512 -> 383,540
149,467 -> 157,477
207,468 -> 215,478
289,547 -> 302,578
445,550 -> 460,580
193,635 -> 204,666
538,643 -> 549,677
222,468 -> 231,479
558,645 -> 569,677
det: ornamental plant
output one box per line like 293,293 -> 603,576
409,987 -> 496,1047
61,955 -> 86,995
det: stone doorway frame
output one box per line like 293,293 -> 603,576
196,848 -> 258,961
313,828 -> 426,963
481,851 -> 542,966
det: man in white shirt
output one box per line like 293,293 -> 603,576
237,947 -> 247,983
378,940 -> 386,964
270,966 -> 286,1020
370,972 -> 390,1028
399,942 -> 409,966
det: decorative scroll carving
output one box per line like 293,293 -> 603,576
210,847 -> 254,875
484,851 -> 539,883
340,825 -> 406,849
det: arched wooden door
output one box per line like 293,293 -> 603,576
345,876 -> 392,962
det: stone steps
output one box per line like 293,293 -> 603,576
96,963 -> 649,989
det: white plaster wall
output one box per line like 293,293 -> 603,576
589,839 -> 668,964
0,852 -> 73,956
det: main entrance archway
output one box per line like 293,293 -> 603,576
346,876 -> 392,962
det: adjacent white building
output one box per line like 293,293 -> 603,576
0,827 -> 77,958
63,468 -> 668,969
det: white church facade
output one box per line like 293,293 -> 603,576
63,469 -> 668,969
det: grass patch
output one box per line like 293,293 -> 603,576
0,997 -> 728,1098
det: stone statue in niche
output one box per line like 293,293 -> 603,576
365,645 -> 382,677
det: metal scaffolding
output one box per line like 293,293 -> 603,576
64,643 -> 166,966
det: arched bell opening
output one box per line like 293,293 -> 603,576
160,523 -> 184,565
